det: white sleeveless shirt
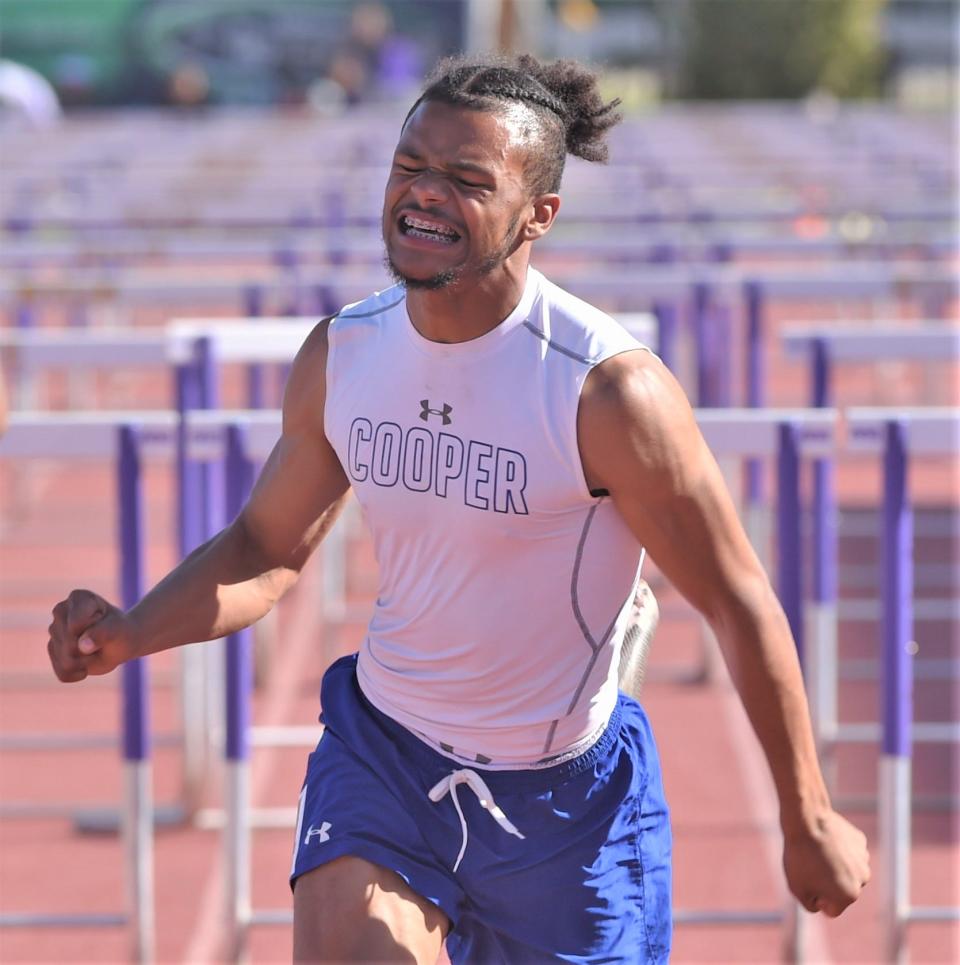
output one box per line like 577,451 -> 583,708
325,268 -> 647,767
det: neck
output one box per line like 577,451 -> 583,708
406,258 -> 531,344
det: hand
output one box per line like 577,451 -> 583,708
47,589 -> 138,682
782,809 -> 871,917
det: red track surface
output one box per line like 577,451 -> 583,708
1,307 -> 958,963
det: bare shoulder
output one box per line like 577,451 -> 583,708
581,349 -> 692,425
282,315 -> 336,435
578,349 -> 704,495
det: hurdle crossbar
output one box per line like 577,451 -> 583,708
0,319 -> 319,368
782,324 -> 960,365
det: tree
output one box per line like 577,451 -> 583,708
676,0 -> 888,99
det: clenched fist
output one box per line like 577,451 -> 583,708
47,589 -> 138,682
783,808 -> 871,917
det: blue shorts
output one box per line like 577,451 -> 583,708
290,654 -> 672,963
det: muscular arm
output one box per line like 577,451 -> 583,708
578,349 -> 869,916
49,318 -> 350,677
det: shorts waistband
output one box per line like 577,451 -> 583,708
409,717 -> 608,772
347,662 -> 624,795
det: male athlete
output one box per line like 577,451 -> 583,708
47,56 -> 870,963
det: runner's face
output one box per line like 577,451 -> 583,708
382,100 -> 532,290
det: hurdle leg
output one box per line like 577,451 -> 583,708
223,424 -> 255,960
691,282 -> 713,408
806,591 -> 839,791
689,288 -> 728,685
65,302 -> 95,408
118,426 -> 155,963
744,281 -> 770,570
804,594 -> 838,785
651,300 -> 678,374
12,302 -> 41,409
196,337 -> 228,776
776,422 -> 807,964
715,304 -> 734,407
176,359 -> 210,815
807,339 -> 839,787
880,421 -> 913,965
781,902 -> 805,965
124,740 -> 154,965
243,284 -> 267,409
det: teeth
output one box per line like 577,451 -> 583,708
407,227 -> 454,244
404,215 -> 457,236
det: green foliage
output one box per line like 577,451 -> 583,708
0,0 -> 138,96
678,0 -> 888,99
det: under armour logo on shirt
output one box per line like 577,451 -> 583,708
420,400 -> 453,425
304,821 -> 332,845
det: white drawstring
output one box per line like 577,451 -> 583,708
428,768 -> 525,872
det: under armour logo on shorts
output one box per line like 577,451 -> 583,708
304,821 -> 332,845
420,400 -> 453,425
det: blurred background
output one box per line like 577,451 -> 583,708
0,0 -> 956,112
0,2 -> 957,963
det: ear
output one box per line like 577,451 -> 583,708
522,193 -> 561,242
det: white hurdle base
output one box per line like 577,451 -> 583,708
124,761 -> 155,965
180,644 -> 209,815
880,755 -> 911,965
224,760 -> 251,963
804,600 -> 838,791
744,502 -> 772,573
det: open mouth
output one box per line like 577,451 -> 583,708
399,214 -> 462,245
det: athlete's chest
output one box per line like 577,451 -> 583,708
328,336 -> 587,526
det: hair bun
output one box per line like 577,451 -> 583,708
515,54 -> 621,162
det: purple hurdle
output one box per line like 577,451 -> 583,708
176,335 -> 221,813
847,407 -> 960,963
118,424 -> 156,964
881,420 -> 913,964
783,326 -> 960,783
776,422 -> 804,666
0,414 -> 168,961
809,337 -> 839,764
224,423 -> 256,958
243,285 -> 267,409
651,300 -> 678,374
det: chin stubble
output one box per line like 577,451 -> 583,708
383,210 -> 521,292
384,252 -> 462,291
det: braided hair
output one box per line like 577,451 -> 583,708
404,54 -> 622,195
